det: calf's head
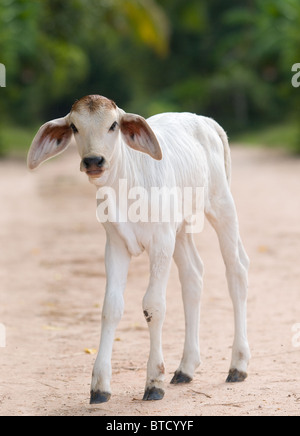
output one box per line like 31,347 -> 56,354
27,95 -> 162,183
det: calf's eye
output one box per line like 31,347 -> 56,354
109,121 -> 118,132
70,123 -> 78,134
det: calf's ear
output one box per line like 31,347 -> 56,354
120,113 -> 162,161
27,115 -> 73,170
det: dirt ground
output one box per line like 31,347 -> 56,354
0,145 -> 299,416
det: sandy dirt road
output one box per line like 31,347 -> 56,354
0,145 -> 299,416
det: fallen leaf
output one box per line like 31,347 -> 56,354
258,245 -> 269,253
131,323 -> 144,331
84,348 -> 97,355
42,302 -> 57,308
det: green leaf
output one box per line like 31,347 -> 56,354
118,0 -> 170,56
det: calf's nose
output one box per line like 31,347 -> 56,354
83,156 -> 105,169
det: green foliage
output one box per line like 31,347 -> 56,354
0,123 -> 38,156
118,0 -> 170,56
234,121 -> 300,154
1,0 -> 300,155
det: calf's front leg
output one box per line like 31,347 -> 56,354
90,233 -> 131,404
142,233 -> 175,401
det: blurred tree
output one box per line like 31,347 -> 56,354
0,0 -> 170,123
111,0 -> 170,56
140,0 -> 300,132
221,0 -> 300,140
1,0 -> 300,153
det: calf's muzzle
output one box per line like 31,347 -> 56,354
81,156 -> 106,178
83,156 -> 105,169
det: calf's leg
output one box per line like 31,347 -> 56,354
206,191 -> 251,382
171,230 -> 203,384
90,234 -> 131,404
142,233 -> 175,401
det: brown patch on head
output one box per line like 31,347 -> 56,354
71,95 -> 117,114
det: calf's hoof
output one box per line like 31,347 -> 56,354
143,387 -> 165,401
90,390 -> 111,404
226,369 -> 248,383
170,371 -> 192,385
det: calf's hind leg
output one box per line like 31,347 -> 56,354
206,191 -> 250,382
171,230 -> 203,384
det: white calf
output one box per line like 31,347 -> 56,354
28,95 -> 250,403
